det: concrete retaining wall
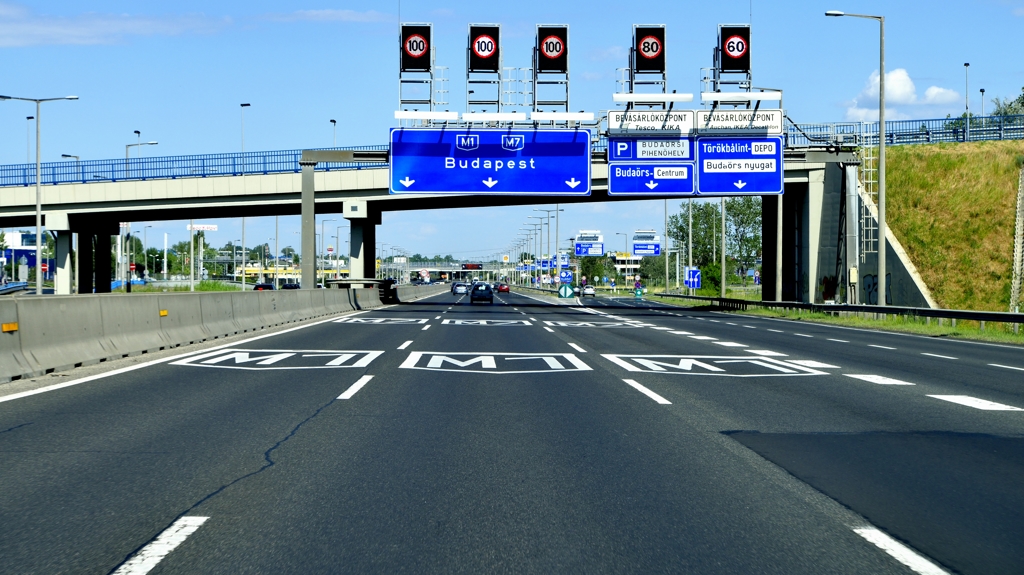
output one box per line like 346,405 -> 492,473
0,287 -> 385,383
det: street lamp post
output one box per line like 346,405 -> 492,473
826,10 -> 886,307
26,116 -> 33,163
330,119 -> 337,147
980,88 -> 986,118
125,131 -> 158,179
144,225 -> 152,279
964,63 -> 970,141
240,103 -> 250,290
0,94 -> 78,295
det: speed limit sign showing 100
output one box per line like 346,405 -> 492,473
541,35 -> 564,59
404,34 -> 427,59
724,35 -> 747,59
473,35 -> 497,59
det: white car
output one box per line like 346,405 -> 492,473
581,285 -> 596,297
454,284 -> 468,294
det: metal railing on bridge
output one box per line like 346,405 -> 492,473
2,114 -> 1023,188
0,145 -> 387,188
784,114 -> 1024,147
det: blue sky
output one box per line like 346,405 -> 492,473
2,0 -> 1023,259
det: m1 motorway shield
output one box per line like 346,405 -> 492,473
390,128 -> 591,195
696,136 -> 783,195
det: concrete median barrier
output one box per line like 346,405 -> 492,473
17,295 -> 111,374
100,294 -> 172,357
0,298 -> 38,382
1,287 -> 384,385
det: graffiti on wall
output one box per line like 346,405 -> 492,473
862,273 -> 892,305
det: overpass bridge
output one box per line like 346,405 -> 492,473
2,114 -> 1020,304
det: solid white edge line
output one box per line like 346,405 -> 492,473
921,353 -> 958,360
567,343 -> 587,353
623,379 -> 671,404
338,375 -> 374,399
112,516 -> 209,575
927,395 -> 1023,411
0,310 -> 369,405
397,341 -> 413,350
852,528 -> 948,575
990,363 -> 1024,372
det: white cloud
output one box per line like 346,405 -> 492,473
0,2 -> 226,46
845,68 -> 959,121
269,9 -> 391,23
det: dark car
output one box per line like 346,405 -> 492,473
469,282 -> 493,304
497,283 -> 510,293
253,283 -> 275,291
281,283 -> 301,290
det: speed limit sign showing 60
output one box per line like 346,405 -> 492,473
723,35 -> 747,59
404,34 -> 427,58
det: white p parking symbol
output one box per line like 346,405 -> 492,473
616,141 -> 632,159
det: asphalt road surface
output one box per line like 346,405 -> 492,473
2,290 -> 1023,574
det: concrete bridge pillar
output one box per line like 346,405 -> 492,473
46,212 -> 74,295
94,227 -> 114,293
78,233 -> 94,294
344,200 -> 379,282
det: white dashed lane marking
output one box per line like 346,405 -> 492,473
928,395 -> 1023,411
767,329 -> 783,333
338,375 -> 374,399
921,353 -> 958,360
422,325 -> 431,331
845,374 -> 915,385
567,343 -> 587,353
868,345 -> 897,350
794,333 -> 813,338
669,331 -> 693,335
714,342 -> 747,348
786,360 -> 840,368
112,516 -> 209,575
689,336 -> 717,341
397,341 -> 413,350
543,327 -> 555,333
853,527 -> 948,575
623,379 -> 671,404
990,363 -> 1024,372
747,350 -> 787,357
828,338 -> 849,343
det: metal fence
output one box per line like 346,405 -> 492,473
784,114 -> 1024,147
0,145 -> 388,188
3,114 -> 1023,188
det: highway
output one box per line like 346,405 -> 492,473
1,290 -> 1023,574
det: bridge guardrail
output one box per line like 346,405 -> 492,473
3,115 -> 1023,188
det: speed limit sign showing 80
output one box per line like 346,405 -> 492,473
638,35 -> 662,59
723,35 -> 747,59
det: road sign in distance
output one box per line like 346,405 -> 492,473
633,25 -> 666,73
696,110 -> 783,135
401,24 -> 431,72
719,25 -> 750,73
390,128 -> 591,196
684,266 -> 702,289
610,137 -> 693,161
41,262 -> 49,272
462,263 -> 484,270
469,25 -> 501,72
697,136 -> 784,195
608,163 -> 695,196
559,284 -> 574,298
536,26 -> 568,73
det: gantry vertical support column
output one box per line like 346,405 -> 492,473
300,160 -> 317,289
845,163 -> 861,304
94,228 -> 113,293
78,231 -> 94,294
344,199 -> 380,283
47,211 -> 73,295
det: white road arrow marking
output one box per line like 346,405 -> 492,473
482,177 -> 498,188
399,177 -> 415,187
733,180 -> 747,189
645,180 -> 658,190
565,178 -> 581,189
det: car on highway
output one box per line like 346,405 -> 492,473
581,285 -> 596,297
253,283 -> 274,291
469,282 -> 493,304
454,283 -> 468,295
281,283 -> 301,290
451,282 -> 466,294
496,283 -> 510,293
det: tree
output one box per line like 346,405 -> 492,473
579,256 -> 605,284
992,87 -> 1024,117
668,200 -> 722,268
725,196 -> 762,284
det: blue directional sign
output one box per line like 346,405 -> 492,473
390,128 -> 592,195
609,163 -> 695,196
632,243 -> 661,256
575,242 -> 604,256
609,138 -> 694,162
696,136 -> 784,195
559,270 -> 573,283
684,267 -> 702,289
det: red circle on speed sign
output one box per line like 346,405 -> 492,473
540,35 -> 564,59
723,35 -> 747,59
472,34 -> 497,59
404,34 -> 428,58
638,35 -> 662,59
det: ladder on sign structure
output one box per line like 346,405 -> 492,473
858,144 -> 880,260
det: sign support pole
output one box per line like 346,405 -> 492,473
664,199 -> 669,293
720,197 -> 726,299
300,160 -> 317,289
776,195 -> 783,302
688,198 -> 693,296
